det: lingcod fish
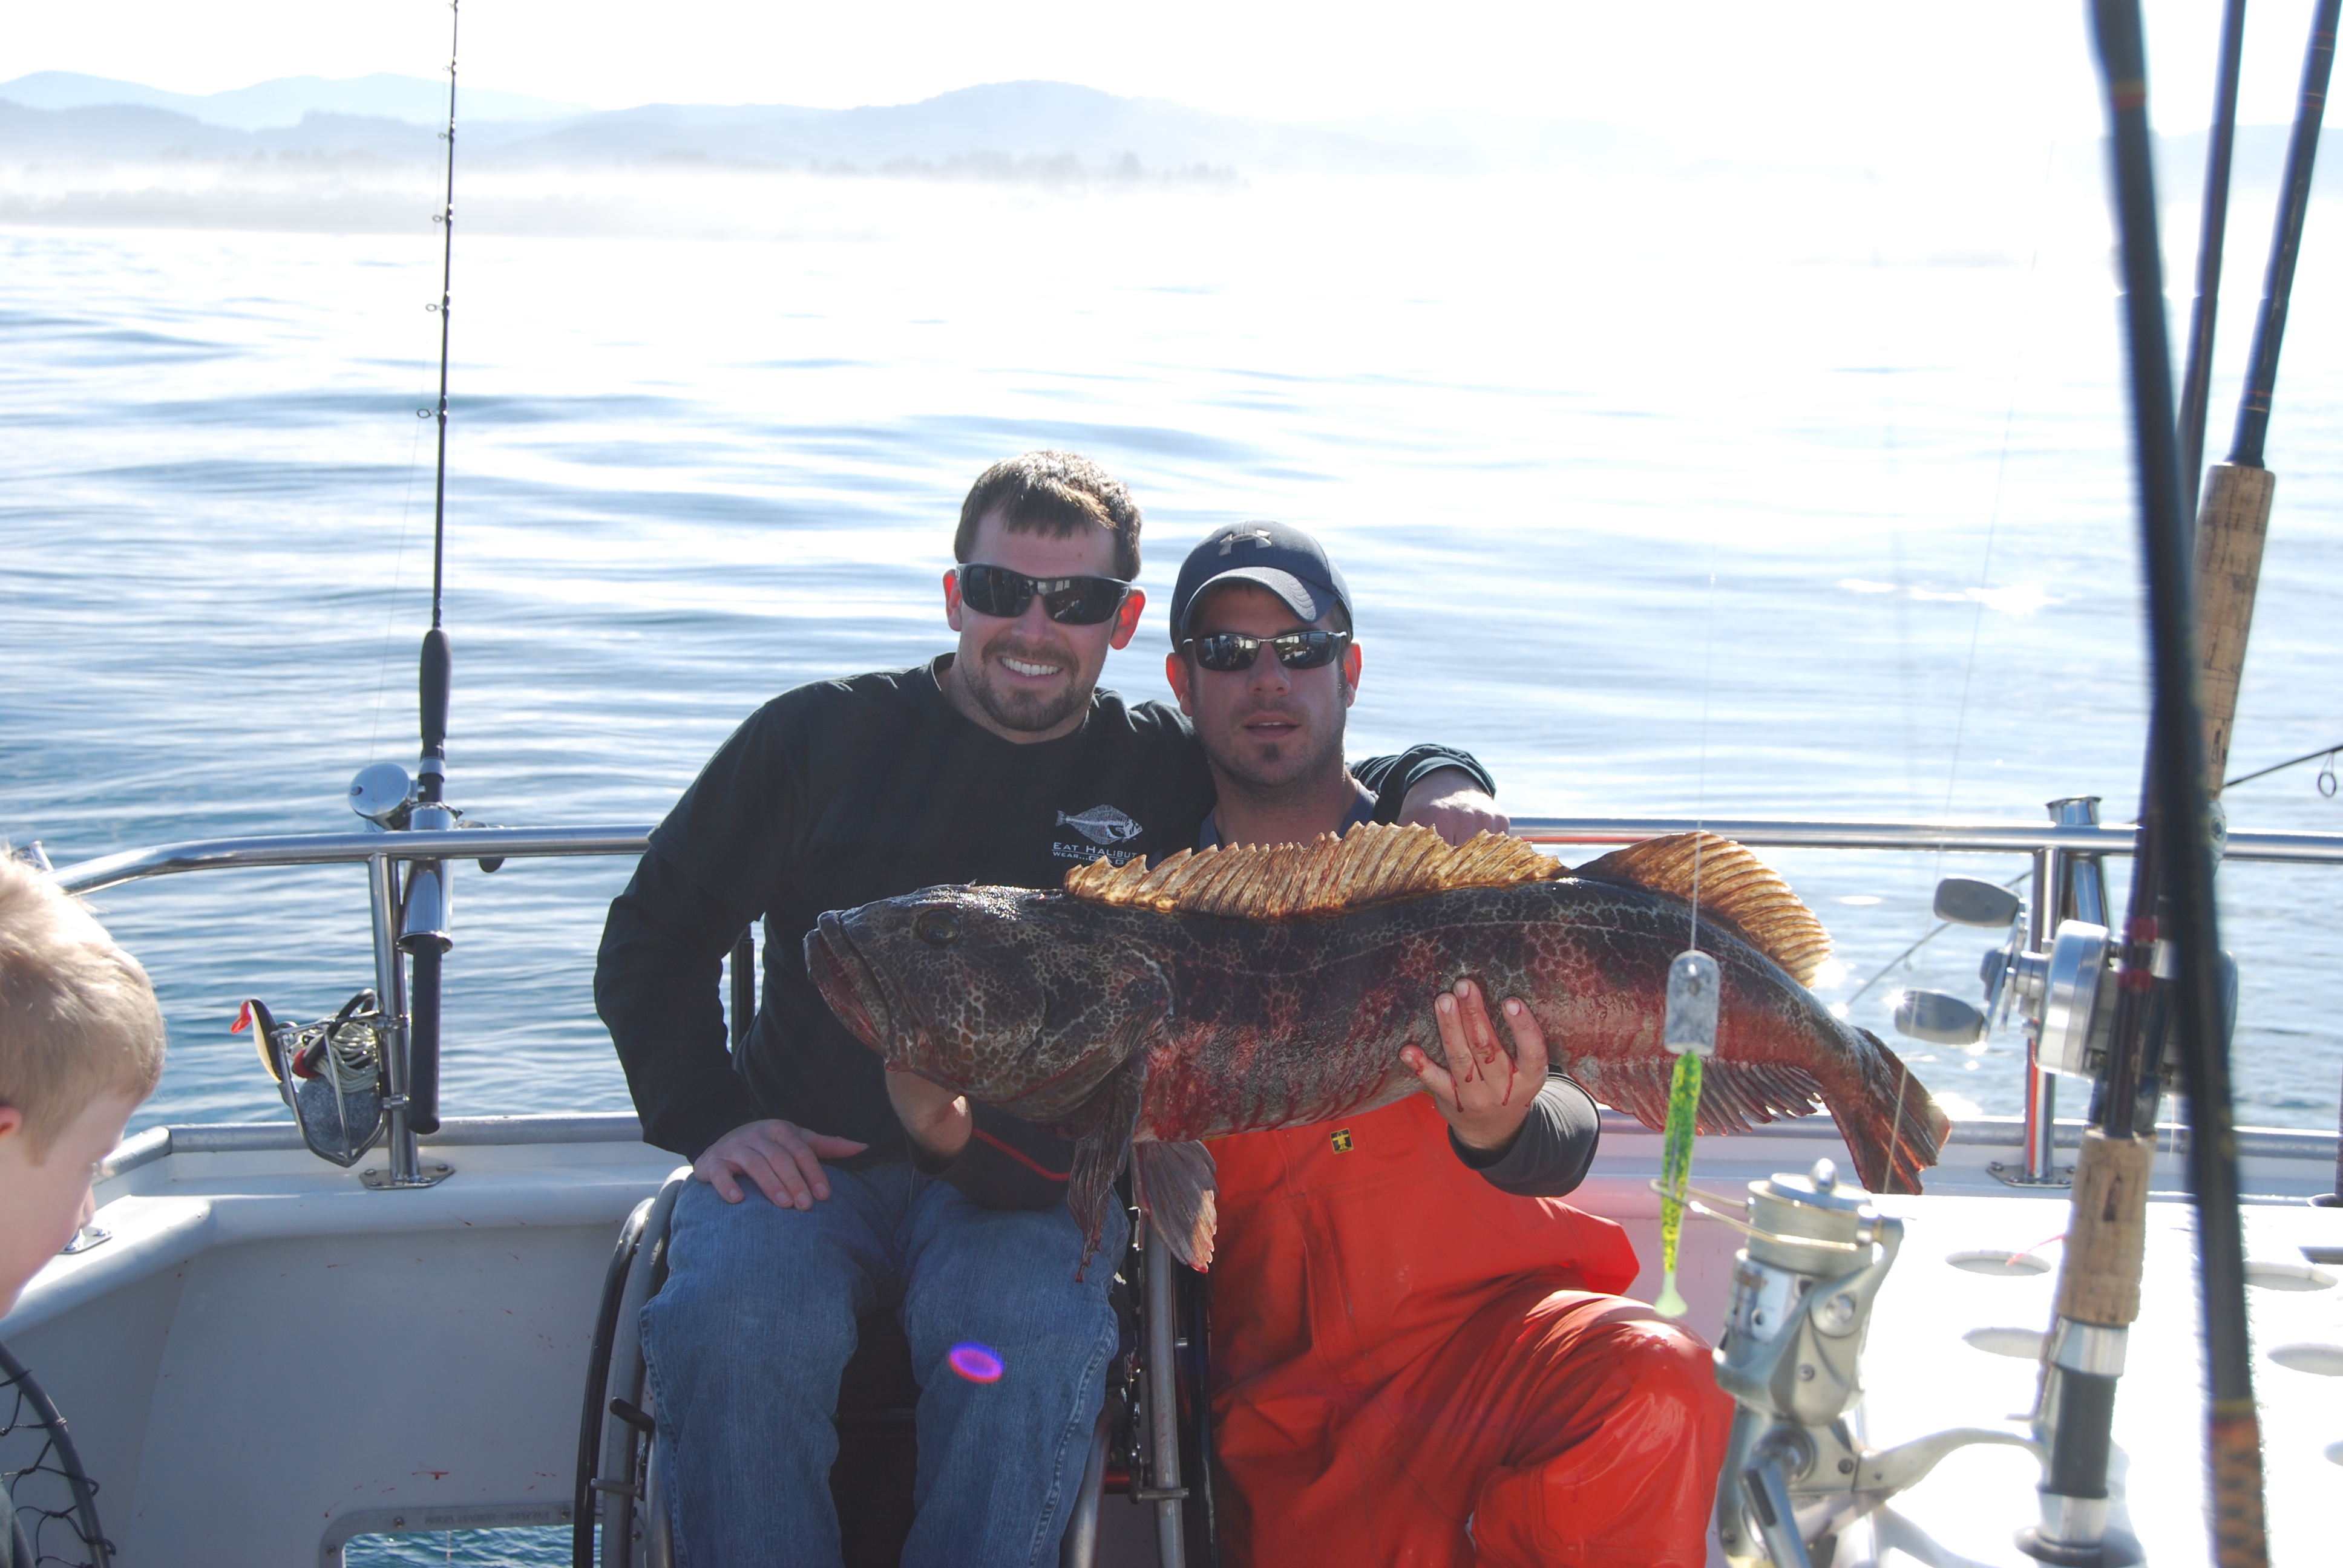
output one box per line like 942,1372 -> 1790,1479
807,825 -> 1948,1267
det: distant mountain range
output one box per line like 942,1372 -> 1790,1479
0,72 -> 1673,178
0,70 -> 2327,192
0,70 -> 591,128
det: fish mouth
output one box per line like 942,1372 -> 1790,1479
806,914 -> 907,1058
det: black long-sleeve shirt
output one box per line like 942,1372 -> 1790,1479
594,658 -> 1496,1204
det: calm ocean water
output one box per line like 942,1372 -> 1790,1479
4,162 -> 2340,1165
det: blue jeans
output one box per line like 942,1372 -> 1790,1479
641,1163 -> 1127,1567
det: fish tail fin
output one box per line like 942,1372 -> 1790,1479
1133,1139 -> 1219,1270
1834,1029 -> 1951,1195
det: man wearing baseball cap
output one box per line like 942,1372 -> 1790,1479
1164,522 -> 1484,849
1166,522 -> 1732,1568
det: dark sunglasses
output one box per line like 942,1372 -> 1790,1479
1182,629 -> 1352,673
955,564 -> 1132,626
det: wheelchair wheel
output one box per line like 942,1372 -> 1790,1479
1092,1218 -> 1217,1568
1171,1264 -> 1219,1568
574,1169 -> 689,1568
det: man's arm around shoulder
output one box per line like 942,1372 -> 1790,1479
1355,745 -> 1510,841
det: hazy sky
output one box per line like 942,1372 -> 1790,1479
4,1 -> 2329,160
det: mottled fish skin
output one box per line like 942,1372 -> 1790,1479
807,873 -> 1947,1202
810,889 -> 1164,1125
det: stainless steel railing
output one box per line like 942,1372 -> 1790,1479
51,825 -> 655,1187
47,812 -> 2343,1190
52,825 -> 654,896
1508,816 -> 2343,863
48,815 -> 2343,897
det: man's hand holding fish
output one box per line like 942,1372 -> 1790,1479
1412,978 -> 1551,1154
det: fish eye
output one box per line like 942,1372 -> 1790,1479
916,910 -> 961,947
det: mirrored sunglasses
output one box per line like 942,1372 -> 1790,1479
1182,629 -> 1351,673
955,564 -> 1131,626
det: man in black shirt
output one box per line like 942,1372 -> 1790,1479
595,453 -> 1499,1567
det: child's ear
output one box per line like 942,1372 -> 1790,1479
0,1106 -> 21,1139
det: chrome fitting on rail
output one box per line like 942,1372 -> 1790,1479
1886,797 -> 2234,1184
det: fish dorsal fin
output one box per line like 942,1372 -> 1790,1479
1064,822 -> 1562,920
1573,832 -> 1832,986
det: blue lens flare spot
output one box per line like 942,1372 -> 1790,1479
948,1342 -> 1004,1383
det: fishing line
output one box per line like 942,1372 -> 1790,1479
373,0 -> 461,754
1939,138 -> 2059,827
1839,866 -> 2033,1014
368,385 -> 432,760
1653,543 -> 1723,1320
425,0 -> 460,635
1689,558 -> 1718,949
1857,164 -> 1925,823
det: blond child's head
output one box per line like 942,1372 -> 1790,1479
0,852 -> 166,1313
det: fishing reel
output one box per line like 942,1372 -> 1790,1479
1714,1159 -> 2034,1567
344,723 -> 488,1162
1972,904 -> 2125,1084
349,759 -> 505,879
350,758 -> 505,995
1893,876 -> 2231,1091
235,991 -> 388,1168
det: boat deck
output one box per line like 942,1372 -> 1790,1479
2,1112 -> 2336,1566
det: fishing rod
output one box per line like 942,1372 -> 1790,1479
2229,0 -> 2338,480
2205,0 -> 2341,1227
2222,739 -> 2342,793
2193,0 -> 2339,792
2175,0 -> 2249,504
395,0 -> 466,1145
2099,0 -> 2335,1151
2088,0 -> 2252,1166
2016,2 -> 2342,1562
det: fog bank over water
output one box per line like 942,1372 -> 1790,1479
2,72 -> 2332,237
4,68 -> 2338,1138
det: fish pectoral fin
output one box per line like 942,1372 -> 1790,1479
1133,1139 -> 1219,1272
1067,1053 -> 1149,1278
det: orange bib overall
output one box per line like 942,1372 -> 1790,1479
1207,1094 -> 1732,1567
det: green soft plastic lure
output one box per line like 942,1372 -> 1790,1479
1654,1048 -> 1705,1318
1654,948 -> 1720,1318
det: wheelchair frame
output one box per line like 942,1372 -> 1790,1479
572,1172 -> 1216,1568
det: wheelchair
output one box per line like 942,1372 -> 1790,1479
573,1168 -> 1219,1568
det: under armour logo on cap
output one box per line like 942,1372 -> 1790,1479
1217,527 -> 1274,555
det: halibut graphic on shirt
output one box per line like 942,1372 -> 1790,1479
1054,805 -> 1144,865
